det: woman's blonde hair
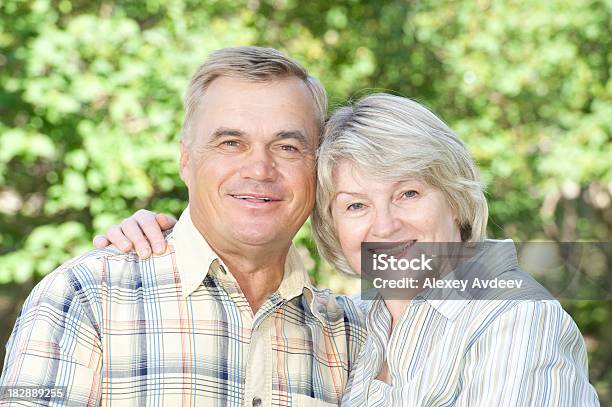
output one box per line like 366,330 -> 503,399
312,93 -> 488,275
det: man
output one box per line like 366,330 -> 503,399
0,47 -> 365,406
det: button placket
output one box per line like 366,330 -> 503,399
243,317 -> 272,407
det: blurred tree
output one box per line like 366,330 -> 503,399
0,0 -> 610,401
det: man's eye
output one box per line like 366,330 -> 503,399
275,143 -> 303,158
277,144 -> 301,154
402,190 -> 418,198
221,140 -> 240,148
347,202 -> 364,211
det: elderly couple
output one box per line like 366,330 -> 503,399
0,47 -> 599,406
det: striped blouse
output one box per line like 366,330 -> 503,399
342,241 -> 600,406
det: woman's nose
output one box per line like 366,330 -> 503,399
370,208 -> 402,239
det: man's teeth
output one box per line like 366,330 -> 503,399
234,195 -> 271,202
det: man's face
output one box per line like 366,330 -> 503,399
180,76 -> 319,253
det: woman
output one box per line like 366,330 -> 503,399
97,94 -> 599,406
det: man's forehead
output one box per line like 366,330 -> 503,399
203,76 -> 311,104
195,77 -> 320,143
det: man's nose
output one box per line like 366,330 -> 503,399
370,207 -> 402,239
239,145 -> 279,181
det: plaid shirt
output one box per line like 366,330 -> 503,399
1,208 -> 366,406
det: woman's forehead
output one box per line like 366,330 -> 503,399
332,163 -> 429,198
332,161 -> 424,186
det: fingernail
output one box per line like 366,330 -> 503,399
153,243 -> 165,253
138,248 -> 150,258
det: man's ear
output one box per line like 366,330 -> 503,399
179,138 -> 190,186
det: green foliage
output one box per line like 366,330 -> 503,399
0,0 -> 610,401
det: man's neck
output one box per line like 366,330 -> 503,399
189,208 -> 289,314
220,254 -> 286,313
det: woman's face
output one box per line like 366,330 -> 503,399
331,161 -> 462,275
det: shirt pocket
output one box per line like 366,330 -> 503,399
293,394 -> 339,407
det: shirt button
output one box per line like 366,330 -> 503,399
252,396 -> 262,406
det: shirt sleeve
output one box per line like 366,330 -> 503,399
455,300 -> 600,407
0,268 -> 102,406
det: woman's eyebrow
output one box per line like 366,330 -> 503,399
334,191 -> 368,199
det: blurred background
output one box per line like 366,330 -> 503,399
0,0 -> 610,403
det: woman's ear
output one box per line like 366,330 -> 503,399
459,222 -> 472,242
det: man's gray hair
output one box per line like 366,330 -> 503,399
312,93 -> 488,275
180,46 -> 327,144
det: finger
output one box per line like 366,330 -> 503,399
133,211 -> 167,255
93,235 -> 110,248
106,225 -> 134,252
156,213 -> 177,230
120,218 -> 152,259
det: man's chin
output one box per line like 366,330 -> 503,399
230,229 -> 291,248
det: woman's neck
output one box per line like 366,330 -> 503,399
383,298 -> 410,331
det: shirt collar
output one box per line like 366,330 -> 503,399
169,206 -> 221,298
364,239 -> 520,322
423,238 -> 519,321
278,245 -> 316,301
169,206 -> 316,304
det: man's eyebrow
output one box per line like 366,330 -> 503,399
209,127 -> 246,142
275,130 -> 309,146
208,128 -> 310,147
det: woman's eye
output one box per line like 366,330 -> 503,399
402,190 -> 418,198
347,202 -> 364,211
280,145 -> 298,152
